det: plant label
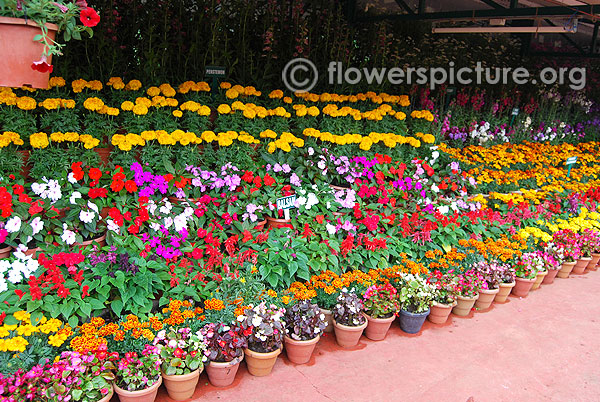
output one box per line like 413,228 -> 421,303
277,195 -> 296,220
511,108 -> 519,116
566,156 -> 578,165
205,66 -> 226,78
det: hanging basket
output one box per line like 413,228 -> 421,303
0,16 -> 58,89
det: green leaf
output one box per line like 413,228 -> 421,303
111,299 -> 123,316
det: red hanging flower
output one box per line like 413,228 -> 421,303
31,56 -> 53,73
80,7 -> 100,27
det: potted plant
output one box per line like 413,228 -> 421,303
362,283 -> 399,340
531,251 -> 549,290
512,252 -> 541,298
331,287 -> 367,348
114,344 -> 163,402
427,270 -> 458,324
311,279 -> 340,333
154,327 -> 207,401
554,230 -> 580,278
237,302 -> 285,376
584,229 -> 600,271
0,0 -> 100,88
201,322 -> 248,387
397,273 -> 435,333
541,243 -> 562,284
283,300 -> 327,364
452,269 -> 482,316
473,260 -> 502,310
575,230 -> 595,274
494,263 -> 516,302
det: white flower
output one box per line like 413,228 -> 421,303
251,316 -> 262,327
431,184 -> 439,193
107,219 -> 120,233
438,205 -> 449,214
30,217 -> 44,235
0,278 -> 7,293
80,210 -> 95,224
67,172 -> 77,184
70,191 -> 82,204
326,223 -> 336,236
431,151 -> 440,159
308,147 -> 314,156
5,217 -> 21,233
0,261 -> 10,274
174,214 -> 188,232
87,201 -> 99,213
61,224 -> 76,245
160,201 -> 173,215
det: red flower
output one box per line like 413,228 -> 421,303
173,348 -> 184,358
315,215 -> 324,224
14,289 -> 25,300
31,56 -> 53,73
80,7 -> 100,27
12,184 -> 24,195
164,173 -> 174,182
111,179 -> 124,192
89,168 -> 102,180
81,285 -> 89,298
263,174 -> 275,187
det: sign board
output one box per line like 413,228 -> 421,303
276,195 -> 296,220
511,108 -> 519,116
566,156 -> 578,165
446,86 -> 456,95
205,66 -> 226,78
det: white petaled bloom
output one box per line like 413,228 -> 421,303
87,201 -> 99,213
308,147 -> 314,156
326,223 -> 336,236
438,205 -> 449,215
431,184 -> 439,193
163,217 -> 174,229
0,261 -> 10,274
174,214 -> 188,232
431,151 -> 440,160
80,210 -> 95,224
46,180 -> 62,202
5,217 -> 21,233
107,219 -> 120,233
70,191 -> 82,204
61,224 -> 76,245
67,172 -> 77,184
159,201 -> 173,215
30,217 -> 44,236
251,316 -> 262,327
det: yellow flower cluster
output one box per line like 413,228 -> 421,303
202,130 -> 259,147
222,84 -> 261,99
72,79 -> 103,93
302,128 -> 421,150
267,132 -> 304,153
293,104 -> 321,117
219,101 -> 291,119
30,132 -> 50,149
16,96 -> 37,111
179,101 -> 211,116
178,80 -> 211,93
107,77 -> 126,90
39,98 -> 76,110
30,132 -> 99,149
83,97 -> 120,116
0,131 -> 24,148
410,109 -> 434,121
414,132 -> 436,144
0,312 -> 72,352
48,76 -> 66,88
112,129 -> 211,150
295,91 -> 410,106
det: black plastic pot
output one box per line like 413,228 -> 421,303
399,308 -> 430,334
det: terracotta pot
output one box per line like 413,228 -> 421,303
75,233 -> 107,248
100,206 -> 111,219
572,257 -> 591,275
332,318 -> 367,348
206,353 -> 243,387
330,184 -> 350,192
284,335 -> 320,364
0,17 -> 58,89
588,253 -> 600,271
114,376 -> 162,402
531,270 -> 548,290
428,300 -> 457,324
255,219 -> 267,231
0,245 -> 11,260
320,308 -> 333,333
244,347 -> 281,377
364,313 -> 395,341
18,150 -> 30,179
23,247 -> 42,259
494,282 -> 515,303
265,216 -> 292,229
94,147 -> 112,167
97,385 -> 114,402
162,369 -> 200,401
398,309 -> 430,334
332,211 -> 347,218
543,269 -> 560,284
452,294 -> 479,316
512,277 -> 535,297
557,261 -> 576,278
474,287 -> 499,310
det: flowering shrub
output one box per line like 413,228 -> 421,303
397,273 -> 435,313
473,260 -> 505,290
154,327 -> 207,375
332,288 -> 366,327
199,322 -> 247,362
453,269 -> 483,298
237,302 -> 285,353
427,270 -> 459,304
515,252 -> 544,279
552,229 -> 581,262
115,344 -> 161,392
284,300 -> 327,341
362,283 -> 399,318
577,229 -> 600,258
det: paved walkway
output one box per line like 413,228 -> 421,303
156,271 -> 600,402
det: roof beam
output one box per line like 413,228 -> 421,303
394,0 -> 415,14
479,0 -> 505,10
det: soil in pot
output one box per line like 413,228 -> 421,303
453,294 -> 479,316
284,335 -> 320,364
244,347 -> 281,377
162,369 -> 200,401
265,216 -> 292,229
474,287 -> 499,310
364,313 -> 395,341
332,318 -> 367,348
398,309 -> 430,334
512,277 -> 535,297
428,300 -> 457,324
206,353 -> 244,387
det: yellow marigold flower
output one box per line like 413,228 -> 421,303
217,104 -> 232,114
172,110 -> 183,118
125,79 -> 142,91
132,104 -> 149,116
83,97 -> 105,112
16,96 -> 36,110
49,77 -> 66,88
121,101 -> 134,111
226,88 -> 239,99
30,132 -> 49,149
147,86 -> 160,97
220,82 -> 232,89
88,80 -> 103,91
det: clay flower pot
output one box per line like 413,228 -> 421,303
531,270 -> 548,290
364,313 -> 395,341
94,147 -> 112,166
0,245 -> 11,259
572,257 -> 591,275
265,216 -> 292,229
23,247 -> 42,259
453,294 -> 479,316
428,300 -> 457,324
0,17 -> 58,88
284,335 -> 320,364
588,253 -> 600,271
76,233 -> 107,248
589,253 -> 600,271
495,282 -> 515,303
114,376 -> 162,402
543,269 -> 560,285
320,307 -> 333,333
557,261 -> 576,278
98,385 -> 114,402
512,277 -> 535,298
244,347 -> 281,377
332,318 -> 367,348
206,353 -> 244,387
162,369 -> 201,401
255,219 -> 267,231
398,309 -> 430,334
474,287 -> 499,310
